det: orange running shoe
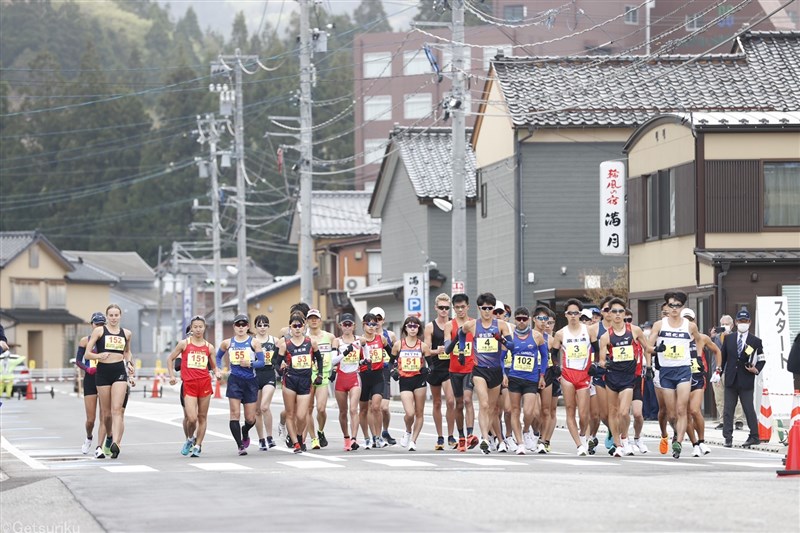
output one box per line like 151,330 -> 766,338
457,437 -> 467,452
466,435 -> 479,449
659,436 -> 668,455
344,437 -> 351,451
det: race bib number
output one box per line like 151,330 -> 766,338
229,349 -> 248,365
567,344 -> 588,360
611,345 -> 634,362
513,355 -> 534,372
690,358 -> 701,373
343,346 -> 359,364
504,351 -> 512,368
322,352 -> 332,369
105,335 -> 126,351
438,350 -> 450,360
454,343 -> 472,358
370,348 -> 384,364
292,353 -> 311,370
400,356 -> 421,372
477,337 -> 498,353
186,350 -> 208,369
664,344 -> 686,360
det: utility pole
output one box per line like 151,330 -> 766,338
450,1 -> 467,296
298,0 -> 314,305
171,241 -> 178,343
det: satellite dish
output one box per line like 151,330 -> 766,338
433,198 -> 453,213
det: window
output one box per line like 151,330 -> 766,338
503,5 -> 525,21
404,93 -> 432,120
363,52 -> 392,78
29,247 -> 39,268
624,6 -> 639,25
363,95 -> 392,122
685,14 -> 703,31
403,50 -> 429,76
764,162 -> 800,227
47,282 -> 66,309
646,169 -> 676,239
483,46 -> 513,71
364,139 -> 387,166
12,280 -> 39,308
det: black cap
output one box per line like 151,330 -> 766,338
340,313 -> 355,323
233,314 -> 249,324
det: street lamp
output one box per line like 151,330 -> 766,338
423,259 -> 437,324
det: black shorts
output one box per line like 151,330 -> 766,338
382,379 -> 391,400
180,382 -> 185,408
633,376 -> 644,402
605,370 -> 636,393
83,372 -> 97,396
257,366 -> 277,389
472,366 -> 503,389
282,372 -> 311,396
691,373 -> 706,392
426,369 -> 450,387
95,361 -> 128,387
450,372 -> 473,398
507,376 -> 539,395
592,374 -> 606,388
551,379 -> 562,397
399,374 -> 427,393
360,374 -> 384,402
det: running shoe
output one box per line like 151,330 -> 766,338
634,439 -> 649,454
344,437 -> 352,451
457,437 -> 466,452
605,431 -> 614,450
479,439 -> 490,455
301,442 -> 307,452
241,437 -> 251,450
672,441 -> 682,459
659,436 -> 669,455
577,445 -> 588,456
382,431 -> 397,446
311,438 -> 321,450
622,443 -> 634,456
544,442 -> 551,454
259,439 -> 268,451
523,432 -> 534,451
504,437 -> 518,453
516,445 -> 526,455
81,438 -> 93,455
102,443 -> 112,457
466,435 -> 479,449
692,444 -> 701,457
400,431 -> 411,448
408,441 -> 417,452
364,438 -> 372,450
267,436 -> 276,449
278,423 -> 286,438
536,442 -> 546,454
350,439 -> 360,451
110,442 -> 120,459
285,435 -> 293,448
497,440 -> 507,453
612,446 -> 622,458
181,438 -> 194,456
448,435 -> 457,449
318,431 -> 328,448
377,437 -> 389,448
435,436 -> 445,451
293,443 -> 302,454
94,446 -> 106,459
698,442 -> 711,455
588,436 -> 598,455
238,445 -> 248,456
190,445 -> 202,457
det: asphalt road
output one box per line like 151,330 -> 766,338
1,383 -> 798,533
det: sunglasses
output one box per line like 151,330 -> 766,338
255,323 -> 269,327
290,323 -> 304,329
565,311 -> 580,316
624,317 -> 633,323
234,322 -> 249,327
667,303 -> 683,308
341,322 -> 354,327
515,316 -> 529,322
437,306 -> 451,311
602,308 -> 610,313
375,316 -> 384,321
480,306 -> 494,311
534,316 -> 549,321
493,310 -> 505,315
405,323 -> 420,329
365,322 -> 378,327
609,309 -> 626,314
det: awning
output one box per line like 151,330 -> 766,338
695,249 -> 800,266
0,308 -> 84,325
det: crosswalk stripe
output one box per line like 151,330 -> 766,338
709,461 -> 777,468
544,459 -> 617,466
101,465 -> 157,473
627,459 -> 711,466
189,463 -> 252,471
276,460 -> 344,469
449,458 -> 523,466
363,459 -> 436,467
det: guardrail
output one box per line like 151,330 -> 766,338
25,367 -> 170,382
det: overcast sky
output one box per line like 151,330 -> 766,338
158,0 -> 420,37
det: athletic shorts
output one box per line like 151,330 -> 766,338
282,373 -> 311,396
382,379 -> 391,400
360,375 -> 384,402
472,366 -> 503,389
83,372 -> 97,396
399,374 -> 427,393
95,361 -> 128,387
561,367 -> 591,390
180,382 -> 185,408
227,374 -> 259,403
426,369 -> 450,387
507,376 -> 539,395
690,373 -> 706,392
335,371 -> 360,393
633,376 -> 644,402
604,370 -> 636,393
658,366 -> 691,390
592,374 -> 606,388
450,372 -> 473,398
552,379 -> 562,397
256,366 -> 277,389
183,377 -> 213,398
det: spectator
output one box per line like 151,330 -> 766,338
0,324 -> 8,353
710,314 -> 744,430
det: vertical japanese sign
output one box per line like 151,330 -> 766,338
756,296 -> 793,417
404,273 -> 424,319
600,161 -> 626,255
183,284 -> 194,337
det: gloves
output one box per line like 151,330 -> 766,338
314,375 -> 323,386
710,371 -> 721,384
493,332 -> 503,342
359,358 -> 369,368
420,366 -> 430,376
588,364 -> 598,377
645,366 -> 655,381
390,367 -> 400,381
87,366 -> 97,376
654,341 -> 667,353
342,345 -> 354,356
329,369 -> 337,382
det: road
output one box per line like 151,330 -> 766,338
1,383 -> 798,532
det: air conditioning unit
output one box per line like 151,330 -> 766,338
343,276 -> 366,292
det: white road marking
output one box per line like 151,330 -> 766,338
189,463 -> 252,471
363,458 -> 436,467
276,460 -> 343,469
449,458 -> 522,466
101,465 -> 158,473
544,459 -> 617,466
0,436 -> 47,470
709,461 -> 779,468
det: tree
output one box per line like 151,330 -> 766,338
229,11 -> 249,52
353,0 -> 392,33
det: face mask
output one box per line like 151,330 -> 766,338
643,328 -> 651,337
737,323 -> 750,333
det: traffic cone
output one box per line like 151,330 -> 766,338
213,377 -> 222,399
151,374 -> 160,398
791,390 -> 800,426
777,420 -> 800,477
25,380 -> 34,400
758,388 -> 773,443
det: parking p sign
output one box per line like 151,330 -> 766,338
404,273 -> 425,319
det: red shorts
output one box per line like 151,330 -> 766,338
561,367 -> 591,390
335,371 -> 360,393
183,377 -> 213,398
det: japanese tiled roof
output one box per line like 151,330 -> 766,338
393,127 -> 477,199
309,190 -> 381,237
491,31 -> 800,128
696,249 -> 800,264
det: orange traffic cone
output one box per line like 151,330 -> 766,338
24,380 -> 34,400
791,390 -> 800,426
758,388 -> 773,443
777,420 -> 800,477
151,374 -> 160,398
213,377 -> 222,399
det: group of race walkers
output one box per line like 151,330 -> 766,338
76,289 -> 722,460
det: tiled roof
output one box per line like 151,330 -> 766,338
393,127 -> 477,199
696,249 -> 800,264
680,111 -> 800,128
0,231 -> 71,270
62,250 -> 154,281
491,31 -> 800,128
64,255 -> 119,284
310,191 -> 381,237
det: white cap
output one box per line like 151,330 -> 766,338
306,308 -> 321,319
369,307 -> 386,319
681,308 -> 696,320
494,300 -> 505,312
580,309 -> 593,320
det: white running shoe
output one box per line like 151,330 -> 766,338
408,441 -> 416,451
622,443 -> 634,456
634,439 -> 649,454
699,442 -> 711,455
613,447 -> 623,458
523,432 -> 534,451
536,442 -> 546,454
692,444 -> 701,457
364,438 -> 372,450
577,445 -> 588,456
530,434 -> 540,452
94,446 -> 106,459
377,437 -> 389,448
278,424 -> 286,438
516,445 -> 526,455
498,440 -> 508,453
81,438 -> 93,455
504,437 -> 518,452
400,432 -> 411,448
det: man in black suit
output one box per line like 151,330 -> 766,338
721,309 -> 765,448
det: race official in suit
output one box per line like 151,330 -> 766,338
721,309 -> 765,448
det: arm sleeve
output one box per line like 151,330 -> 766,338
313,349 -> 323,374
271,348 -> 282,368
590,340 -> 600,356
444,339 -> 455,355
541,344 -> 551,370
216,348 -> 225,368
253,350 -> 266,369
74,346 -> 88,371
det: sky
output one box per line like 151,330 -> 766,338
158,0 -> 420,38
